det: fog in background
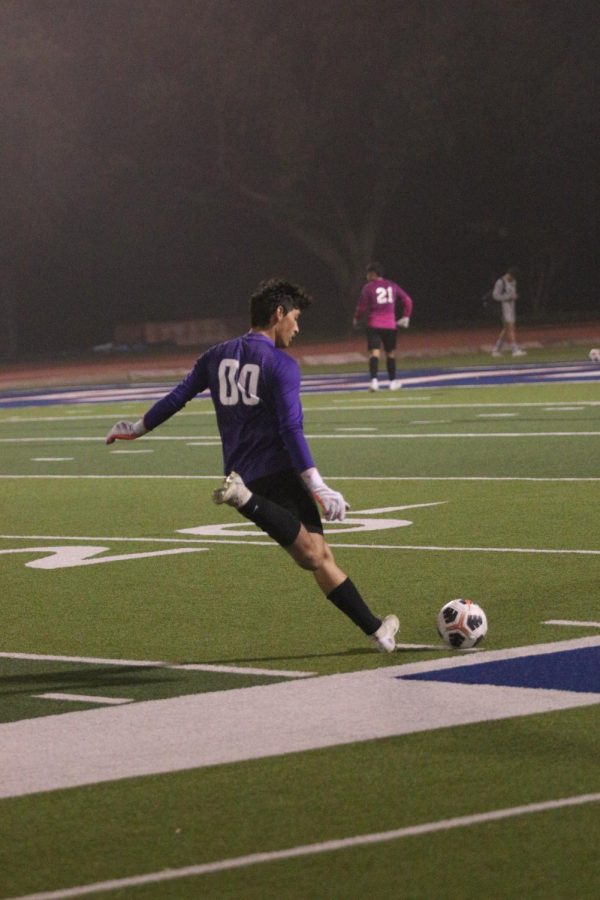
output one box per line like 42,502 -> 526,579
1,0 -> 597,358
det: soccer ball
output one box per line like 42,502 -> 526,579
589,348 -> 600,362
437,599 -> 488,649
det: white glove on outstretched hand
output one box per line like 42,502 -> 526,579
105,419 -> 147,444
301,467 -> 349,522
397,316 -> 410,328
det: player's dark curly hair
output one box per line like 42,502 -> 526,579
250,278 -> 313,327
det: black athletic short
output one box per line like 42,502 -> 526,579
367,327 -> 397,353
247,468 -> 324,535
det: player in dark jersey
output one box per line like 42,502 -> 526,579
106,278 -> 399,652
353,262 -> 413,392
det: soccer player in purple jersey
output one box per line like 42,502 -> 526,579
353,261 -> 413,392
106,278 -> 399,652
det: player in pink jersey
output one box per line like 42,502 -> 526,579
352,262 -> 413,391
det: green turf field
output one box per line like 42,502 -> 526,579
0,375 -> 599,899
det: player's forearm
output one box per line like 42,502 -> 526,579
143,393 -> 184,431
143,370 -> 203,431
399,293 -> 413,318
281,426 -> 314,473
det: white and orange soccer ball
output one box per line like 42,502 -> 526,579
589,348 -> 600,362
437,599 -> 488,649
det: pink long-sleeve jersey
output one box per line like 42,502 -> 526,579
354,277 -> 413,329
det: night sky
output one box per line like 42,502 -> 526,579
1,0 -> 598,357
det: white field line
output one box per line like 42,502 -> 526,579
1,474 -> 600,482
313,401 -> 600,411
303,432 -> 598,439
0,651 -> 314,679
0,474 -> 221,479
7,793 -> 600,900
34,693 -> 133,705
0,388 -> 192,402
395,643 -> 443,650
2,400 -> 600,424
544,620 -> 600,628
0,533 -> 275,547
2,431 -> 600,443
380,364 -> 592,382
108,449 -> 154,454
0,411 -> 215,423
0,534 -> 598,555
545,372 -> 600,380
352,503 -> 445,514
327,544 -> 600,556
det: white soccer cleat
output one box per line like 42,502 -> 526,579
491,349 -> 503,357
369,378 -> 379,392
512,348 -> 527,357
371,614 -> 400,653
212,471 -> 251,509
389,379 -> 402,391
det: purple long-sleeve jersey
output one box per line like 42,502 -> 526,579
143,331 -> 314,483
354,277 -> 413,329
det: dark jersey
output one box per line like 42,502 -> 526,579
143,331 -> 314,482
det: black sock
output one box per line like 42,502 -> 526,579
369,357 -> 378,379
238,495 -> 301,548
327,578 -> 382,635
386,358 -> 396,381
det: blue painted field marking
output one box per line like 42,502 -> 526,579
2,361 -> 600,408
400,645 -> 600,693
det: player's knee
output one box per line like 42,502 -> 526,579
296,548 -> 324,571
294,535 -> 326,571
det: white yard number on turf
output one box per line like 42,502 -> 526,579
218,359 -> 260,406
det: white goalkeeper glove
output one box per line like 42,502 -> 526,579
105,419 -> 147,444
301,467 -> 349,522
396,316 -> 410,329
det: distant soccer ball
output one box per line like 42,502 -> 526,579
589,348 -> 600,362
437,599 -> 488,649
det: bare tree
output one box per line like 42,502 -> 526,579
188,0 -> 456,314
